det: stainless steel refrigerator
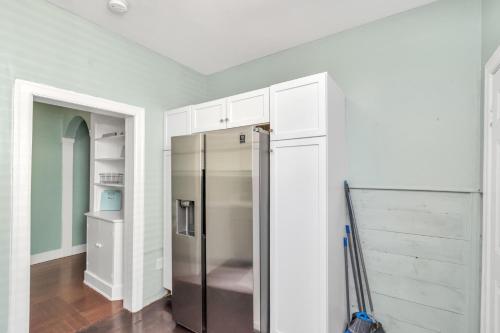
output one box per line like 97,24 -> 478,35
171,126 -> 270,333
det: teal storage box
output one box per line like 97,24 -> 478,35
100,190 -> 122,211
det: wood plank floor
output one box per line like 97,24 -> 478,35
80,297 -> 189,333
30,253 -> 123,333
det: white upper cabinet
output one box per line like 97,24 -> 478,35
226,88 -> 270,128
165,107 -> 191,150
270,73 -> 327,140
191,98 -> 227,133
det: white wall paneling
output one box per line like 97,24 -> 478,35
350,189 -> 481,333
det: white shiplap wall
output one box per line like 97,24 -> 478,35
0,0 -> 207,328
350,189 -> 481,333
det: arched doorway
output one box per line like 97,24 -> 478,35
61,116 -> 90,256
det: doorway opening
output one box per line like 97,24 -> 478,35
29,105 -> 125,331
9,80 -> 145,332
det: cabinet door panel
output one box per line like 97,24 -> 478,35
165,107 -> 191,150
191,99 -> 226,133
270,137 -> 327,333
163,150 -> 172,290
226,88 -> 269,128
270,73 -> 326,140
86,218 -> 99,276
99,221 -> 115,284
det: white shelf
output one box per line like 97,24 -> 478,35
95,157 -> 125,162
94,182 -> 124,188
85,211 -> 123,223
95,134 -> 125,141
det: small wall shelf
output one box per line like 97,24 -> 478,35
94,182 -> 124,188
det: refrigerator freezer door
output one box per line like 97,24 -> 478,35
205,126 -> 269,333
171,134 -> 204,333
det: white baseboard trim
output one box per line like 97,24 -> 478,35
71,244 -> 86,255
143,289 -> 168,309
31,244 -> 87,265
84,270 -> 123,301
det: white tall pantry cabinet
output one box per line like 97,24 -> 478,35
163,72 -> 346,332
269,73 -> 347,333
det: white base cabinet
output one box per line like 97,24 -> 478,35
84,216 -> 123,300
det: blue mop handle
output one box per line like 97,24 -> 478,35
343,237 -> 350,324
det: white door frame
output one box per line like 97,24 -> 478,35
61,137 -> 76,257
9,80 -> 145,332
482,46 -> 500,333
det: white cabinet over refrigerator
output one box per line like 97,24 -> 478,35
164,107 -> 191,150
163,72 -> 347,333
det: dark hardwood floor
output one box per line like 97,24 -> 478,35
80,298 -> 189,333
30,253 -> 123,333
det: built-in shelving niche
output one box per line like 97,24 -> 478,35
90,114 -> 125,221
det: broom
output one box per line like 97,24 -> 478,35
344,226 -> 373,333
344,181 -> 386,333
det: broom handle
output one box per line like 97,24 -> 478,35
344,237 -> 350,322
345,188 -> 366,312
345,181 -> 374,313
346,225 -> 361,311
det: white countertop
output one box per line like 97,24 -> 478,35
85,211 -> 123,223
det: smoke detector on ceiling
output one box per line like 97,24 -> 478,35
108,0 -> 129,14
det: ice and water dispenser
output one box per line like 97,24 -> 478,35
176,200 -> 195,237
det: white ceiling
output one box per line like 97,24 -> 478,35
47,0 -> 436,74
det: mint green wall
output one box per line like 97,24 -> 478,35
1,0 -> 207,328
482,0 -> 500,62
206,1 -> 482,332
31,106 -> 90,253
72,121 -> 90,246
31,103 -> 63,255
208,0 -> 482,192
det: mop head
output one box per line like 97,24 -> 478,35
345,312 -> 373,333
371,322 -> 386,333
